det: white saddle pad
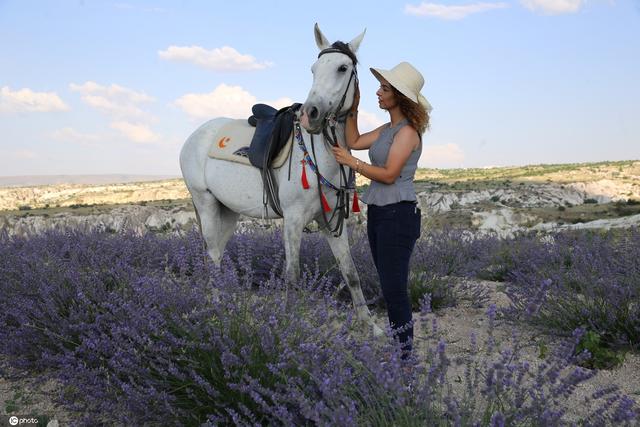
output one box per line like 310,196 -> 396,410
207,119 -> 292,168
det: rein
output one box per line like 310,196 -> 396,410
294,120 -> 353,237
300,46 -> 360,236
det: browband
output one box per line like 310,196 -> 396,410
318,47 -> 357,65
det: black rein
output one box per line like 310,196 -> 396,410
308,45 -> 359,237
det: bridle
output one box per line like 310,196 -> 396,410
295,45 -> 359,237
316,46 -> 359,144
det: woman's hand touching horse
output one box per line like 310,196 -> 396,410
331,146 -> 356,170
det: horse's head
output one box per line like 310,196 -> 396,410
301,24 -> 366,135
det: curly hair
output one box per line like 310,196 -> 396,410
392,87 -> 430,135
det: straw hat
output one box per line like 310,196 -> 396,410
370,61 -> 432,112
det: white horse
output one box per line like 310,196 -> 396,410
180,24 -> 380,335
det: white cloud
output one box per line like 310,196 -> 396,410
0,149 -> 30,160
0,86 -> 69,113
111,121 -> 160,144
13,149 -> 38,160
358,110 -> 386,133
174,84 -> 293,119
520,0 -> 584,14
70,81 -> 153,103
159,45 -> 273,71
420,143 -> 465,167
70,81 -> 161,142
405,2 -> 509,19
50,127 -> 103,144
70,81 -> 154,119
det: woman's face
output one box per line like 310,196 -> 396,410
376,78 -> 397,111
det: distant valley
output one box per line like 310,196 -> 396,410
0,174 -> 180,187
1,160 -> 639,238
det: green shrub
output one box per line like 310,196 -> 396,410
408,271 -> 457,311
575,330 -> 626,369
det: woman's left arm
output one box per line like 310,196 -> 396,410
332,126 -> 419,185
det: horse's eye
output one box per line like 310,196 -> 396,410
338,65 -> 348,73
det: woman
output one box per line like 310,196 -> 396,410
332,61 -> 431,357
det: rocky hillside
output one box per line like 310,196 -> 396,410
1,161 -> 639,237
413,160 -> 640,236
416,177 -> 640,236
0,178 -> 190,211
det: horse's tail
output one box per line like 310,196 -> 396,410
180,118 -> 231,261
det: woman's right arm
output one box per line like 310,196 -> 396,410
345,82 -> 383,150
345,113 -> 383,150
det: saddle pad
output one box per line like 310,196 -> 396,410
207,119 -> 292,169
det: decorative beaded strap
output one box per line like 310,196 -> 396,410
294,121 -> 341,191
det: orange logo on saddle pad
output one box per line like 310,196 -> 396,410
218,137 -> 231,148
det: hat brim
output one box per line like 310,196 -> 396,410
370,67 -> 432,112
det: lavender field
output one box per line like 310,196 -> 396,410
1,226 -> 639,426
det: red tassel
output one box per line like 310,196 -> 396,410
301,160 -> 310,189
352,191 -> 361,213
321,192 -> 331,212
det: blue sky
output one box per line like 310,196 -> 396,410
1,0 -> 639,176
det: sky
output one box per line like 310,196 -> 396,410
1,0 -> 639,177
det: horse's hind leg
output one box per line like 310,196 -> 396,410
282,215 -> 304,284
192,189 -> 239,264
321,229 -> 383,337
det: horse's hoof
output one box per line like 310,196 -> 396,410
372,324 -> 384,337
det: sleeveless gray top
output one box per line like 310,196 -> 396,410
361,119 -> 421,206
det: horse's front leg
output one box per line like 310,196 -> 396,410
321,228 -> 384,337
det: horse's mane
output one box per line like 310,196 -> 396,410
330,41 -> 358,65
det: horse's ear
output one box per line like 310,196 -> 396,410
314,23 -> 331,51
348,28 -> 366,53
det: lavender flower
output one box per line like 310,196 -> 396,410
0,227 -> 638,425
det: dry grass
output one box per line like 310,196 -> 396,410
414,160 -> 640,185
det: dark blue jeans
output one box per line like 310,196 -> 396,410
367,201 -> 421,354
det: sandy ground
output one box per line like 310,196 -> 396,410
409,279 -> 640,422
0,368 -> 70,426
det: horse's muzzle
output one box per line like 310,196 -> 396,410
301,104 -> 326,134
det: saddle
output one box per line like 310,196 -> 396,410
247,103 -> 301,170
244,103 -> 301,217
206,103 -> 301,217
